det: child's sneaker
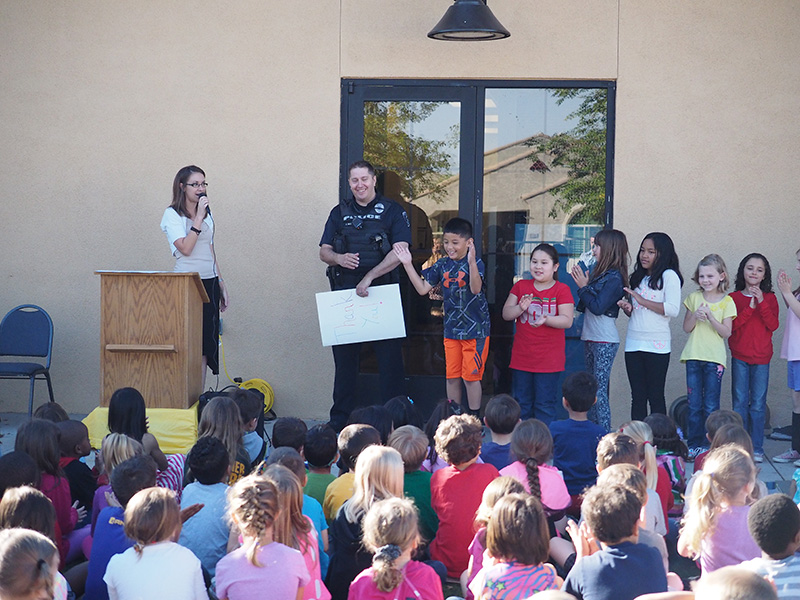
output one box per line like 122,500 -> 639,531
773,449 -> 800,463
753,452 -> 764,463
688,447 -> 705,461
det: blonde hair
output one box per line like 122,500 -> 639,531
475,476 -> 526,529
510,419 -> 553,505
619,421 -> 658,490
102,432 -> 144,477
680,445 -> 756,558
261,464 -> 312,555
123,487 -> 180,555
198,396 -> 244,470
362,497 -> 419,593
692,253 -> 730,292
0,528 -> 57,600
343,445 -> 404,523
387,425 -> 428,473
227,473 -> 280,567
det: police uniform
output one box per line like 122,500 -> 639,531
319,194 -> 411,430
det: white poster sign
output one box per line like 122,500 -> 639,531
315,284 -> 406,347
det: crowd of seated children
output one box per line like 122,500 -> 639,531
479,394 -> 519,470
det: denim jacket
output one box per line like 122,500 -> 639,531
576,269 -> 625,318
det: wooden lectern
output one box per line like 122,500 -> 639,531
96,271 -> 209,409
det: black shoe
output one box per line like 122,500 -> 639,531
769,425 -> 793,441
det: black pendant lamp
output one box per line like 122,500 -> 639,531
428,0 -> 510,41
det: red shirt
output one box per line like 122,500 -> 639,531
729,291 -> 779,364
656,464 -> 674,528
430,462 -> 499,578
509,279 -> 574,373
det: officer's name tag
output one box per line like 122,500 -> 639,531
315,284 -> 406,346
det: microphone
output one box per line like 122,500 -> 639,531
199,192 -> 211,217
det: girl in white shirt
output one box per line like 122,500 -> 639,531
618,232 -> 684,422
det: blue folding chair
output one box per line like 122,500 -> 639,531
0,304 -> 55,415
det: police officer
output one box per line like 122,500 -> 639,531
319,160 -> 411,431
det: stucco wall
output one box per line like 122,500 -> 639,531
1,1 -> 798,428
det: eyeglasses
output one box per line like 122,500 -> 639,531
185,182 -> 208,188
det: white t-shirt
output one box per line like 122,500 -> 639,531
104,541 -> 207,600
160,207 -> 216,279
625,270 -> 682,354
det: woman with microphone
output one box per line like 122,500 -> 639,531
160,165 -> 229,388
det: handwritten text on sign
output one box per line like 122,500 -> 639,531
315,284 -> 406,347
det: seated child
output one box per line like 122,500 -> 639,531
0,451 -> 41,496
85,455 -> 157,600
91,433 -> 143,534
231,388 -> 266,467
480,394 -> 519,470
644,413 -> 688,507
348,497 -> 444,600
430,414 -> 499,579
422,399 -> 463,473
384,395 -> 424,430
57,420 -> 97,526
694,409 -> 743,469
304,424 -> 338,508
0,528 -> 61,600
387,425 -> 439,543
549,372 -> 606,511
596,432 -> 665,535
179,436 -> 231,578
265,447 -> 329,579
691,565 -> 778,600
740,493 -> 800,597
33,401 -> 69,422
272,417 -> 308,453
563,483 -> 667,600
104,487 -> 206,600
196,396 -> 250,486
347,405 -> 394,446
469,494 -> 561,598
323,424 -> 381,522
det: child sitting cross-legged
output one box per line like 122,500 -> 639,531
563,483 -> 668,600
739,493 -> 800,597
430,414 -> 499,579
480,394 -> 520,471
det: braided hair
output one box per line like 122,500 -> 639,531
510,419 -> 553,506
227,473 -> 280,567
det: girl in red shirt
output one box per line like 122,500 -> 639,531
728,253 -> 779,461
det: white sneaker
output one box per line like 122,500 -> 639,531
773,449 -> 800,463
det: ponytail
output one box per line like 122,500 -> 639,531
0,528 -> 57,599
620,421 -> 658,490
372,543 -> 404,592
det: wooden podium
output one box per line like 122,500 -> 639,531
96,271 -> 209,409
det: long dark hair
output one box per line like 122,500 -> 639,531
169,165 -> 205,218
424,399 -> 462,464
734,253 -> 773,293
108,387 -> 148,442
629,232 -> 683,291
590,229 -> 629,288
14,420 -> 62,478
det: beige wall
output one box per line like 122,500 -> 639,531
1,1 -> 798,428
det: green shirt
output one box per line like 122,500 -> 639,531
304,471 -> 336,509
404,470 -> 438,542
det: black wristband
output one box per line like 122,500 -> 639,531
190,226 -> 201,235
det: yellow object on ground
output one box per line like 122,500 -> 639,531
83,404 -> 198,455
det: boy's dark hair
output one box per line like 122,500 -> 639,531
443,217 -> 473,239
111,455 -> 158,507
483,394 -> 520,435
706,409 -> 743,439
562,371 -> 598,413
747,493 -> 800,558
15,419 -> 61,477
228,388 -> 263,423
57,420 -> 89,457
265,446 -> 306,481
0,451 -> 41,497
186,436 -> 230,485
596,433 -> 639,470
384,396 -> 424,430
583,483 -> 641,544
33,402 -> 69,423
272,417 -> 308,451
347,405 -> 393,445
435,414 -> 483,466
304,424 -> 338,468
338,424 -> 381,472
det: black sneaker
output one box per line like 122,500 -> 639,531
769,425 -> 793,441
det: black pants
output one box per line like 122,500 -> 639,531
626,351 -> 670,420
330,338 -> 405,430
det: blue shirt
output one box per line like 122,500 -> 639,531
179,481 -> 230,577
85,507 -> 133,600
302,493 -> 330,578
550,419 -> 607,495
480,441 -> 513,471
424,256 -> 490,340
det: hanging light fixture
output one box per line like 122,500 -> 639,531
428,0 -> 510,41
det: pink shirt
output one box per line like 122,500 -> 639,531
216,541 -> 310,600
499,461 -> 571,511
347,561 -> 444,600
299,517 -> 330,600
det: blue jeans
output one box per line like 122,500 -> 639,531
512,369 -> 561,424
686,360 -> 724,448
731,357 -> 769,454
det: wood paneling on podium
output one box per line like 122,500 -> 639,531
97,271 -> 208,409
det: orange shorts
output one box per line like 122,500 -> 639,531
444,337 -> 490,382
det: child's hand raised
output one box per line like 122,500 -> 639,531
695,304 -> 710,321
393,245 -> 413,265
519,294 -> 533,312
467,238 -> 477,263
778,269 -> 793,294
748,285 -> 764,303
570,264 -> 589,288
